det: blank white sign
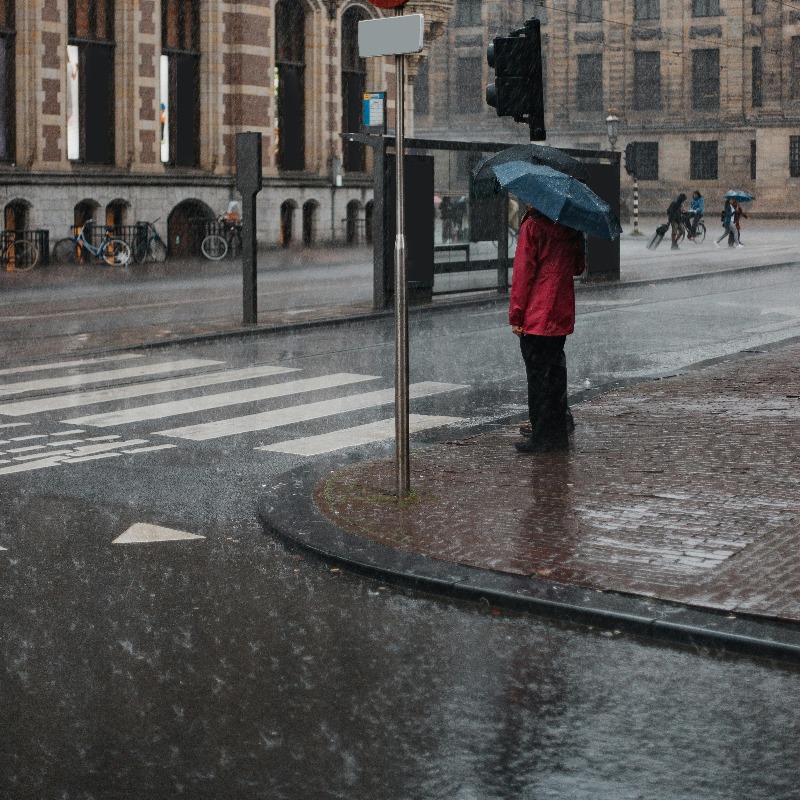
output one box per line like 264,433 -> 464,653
358,14 -> 424,58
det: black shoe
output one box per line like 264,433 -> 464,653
515,437 -> 568,453
520,410 -> 575,437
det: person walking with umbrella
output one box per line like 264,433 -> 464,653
715,196 -> 742,248
509,206 -> 586,453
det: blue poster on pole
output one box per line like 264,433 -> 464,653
363,92 -> 386,132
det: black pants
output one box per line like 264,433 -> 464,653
519,334 -> 568,448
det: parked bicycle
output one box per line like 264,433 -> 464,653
201,216 -> 243,261
1,234 -> 40,272
132,218 -> 168,263
676,210 -> 706,244
51,220 -> 131,267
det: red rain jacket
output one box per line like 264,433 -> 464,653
509,210 -> 586,336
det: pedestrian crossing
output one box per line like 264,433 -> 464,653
0,353 -> 469,474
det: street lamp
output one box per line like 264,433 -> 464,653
605,113 -> 619,151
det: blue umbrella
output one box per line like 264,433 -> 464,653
725,190 -> 755,202
491,162 -> 622,241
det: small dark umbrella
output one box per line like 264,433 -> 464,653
472,143 -> 589,182
492,161 -> 622,241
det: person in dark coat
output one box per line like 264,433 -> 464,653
715,197 -> 741,247
667,193 -> 687,249
510,207 -> 585,453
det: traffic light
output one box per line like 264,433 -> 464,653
486,18 -> 545,141
624,142 -> 637,176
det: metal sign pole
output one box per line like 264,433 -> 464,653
357,2 -> 422,497
394,6 -> 410,497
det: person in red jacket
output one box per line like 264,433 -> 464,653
510,207 -> 586,453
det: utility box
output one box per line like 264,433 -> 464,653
384,153 -> 435,303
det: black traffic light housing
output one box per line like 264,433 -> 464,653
624,142 -> 637,176
486,18 -> 545,141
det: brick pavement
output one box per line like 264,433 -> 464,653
314,343 -> 800,624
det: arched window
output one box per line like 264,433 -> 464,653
280,200 -> 297,246
68,0 -> 115,164
275,0 -> 306,171
364,200 -> 374,245
106,199 -> 128,233
161,0 -> 200,166
4,200 -> 29,232
341,7 -> 367,172
346,200 -> 361,244
302,200 -> 318,246
0,0 -> 14,162
73,199 -> 99,246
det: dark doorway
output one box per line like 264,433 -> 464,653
167,198 -> 213,257
302,201 -> 318,246
280,201 -> 296,246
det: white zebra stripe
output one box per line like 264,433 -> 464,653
258,413 -> 464,456
0,359 -> 223,398
155,382 -> 466,441
0,364 -> 297,416
63,373 -> 381,427
0,353 -> 142,378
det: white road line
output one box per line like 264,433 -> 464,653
85,435 -> 121,441
10,434 -> 48,441
65,453 -> 122,463
14,448 -> 72,461
0,353 -> 142,377
0,456 -> 66,474
155,381 -> 466,441
51,429 -> 86,436
63,373 -> 381,427
119,444 -> 177,454
0,438 -> 149,474
0,358 -> 223,398
0,364 -> 298,416
258,414 -> 464,456
0,422 -> 30,429
7,444 -> 46,453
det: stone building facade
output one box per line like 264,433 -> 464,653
0,0 -> 449,253
414,0 -> 800,217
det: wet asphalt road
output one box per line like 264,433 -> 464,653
2,264 -> 800,798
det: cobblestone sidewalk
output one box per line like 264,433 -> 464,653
315,343 -> 800,624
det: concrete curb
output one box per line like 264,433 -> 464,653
256,449 -> 800,666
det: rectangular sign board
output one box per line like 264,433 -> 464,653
358,14 -> 424,58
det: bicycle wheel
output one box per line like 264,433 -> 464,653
103,238 -> 131,266
5,239 -> 39,271
149,235 -> 168,262
201,234 -> 227,260
51,238 -> 80,265
694,222 -> 706,243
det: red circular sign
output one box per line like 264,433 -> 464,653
365,0 -> 409,8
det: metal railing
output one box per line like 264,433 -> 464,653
2,229 -> 50,265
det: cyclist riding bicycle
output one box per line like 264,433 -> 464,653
686,190 -> 704,240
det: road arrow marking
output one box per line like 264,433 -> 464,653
745,306 -> 800,333
112,523 -> 205,545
